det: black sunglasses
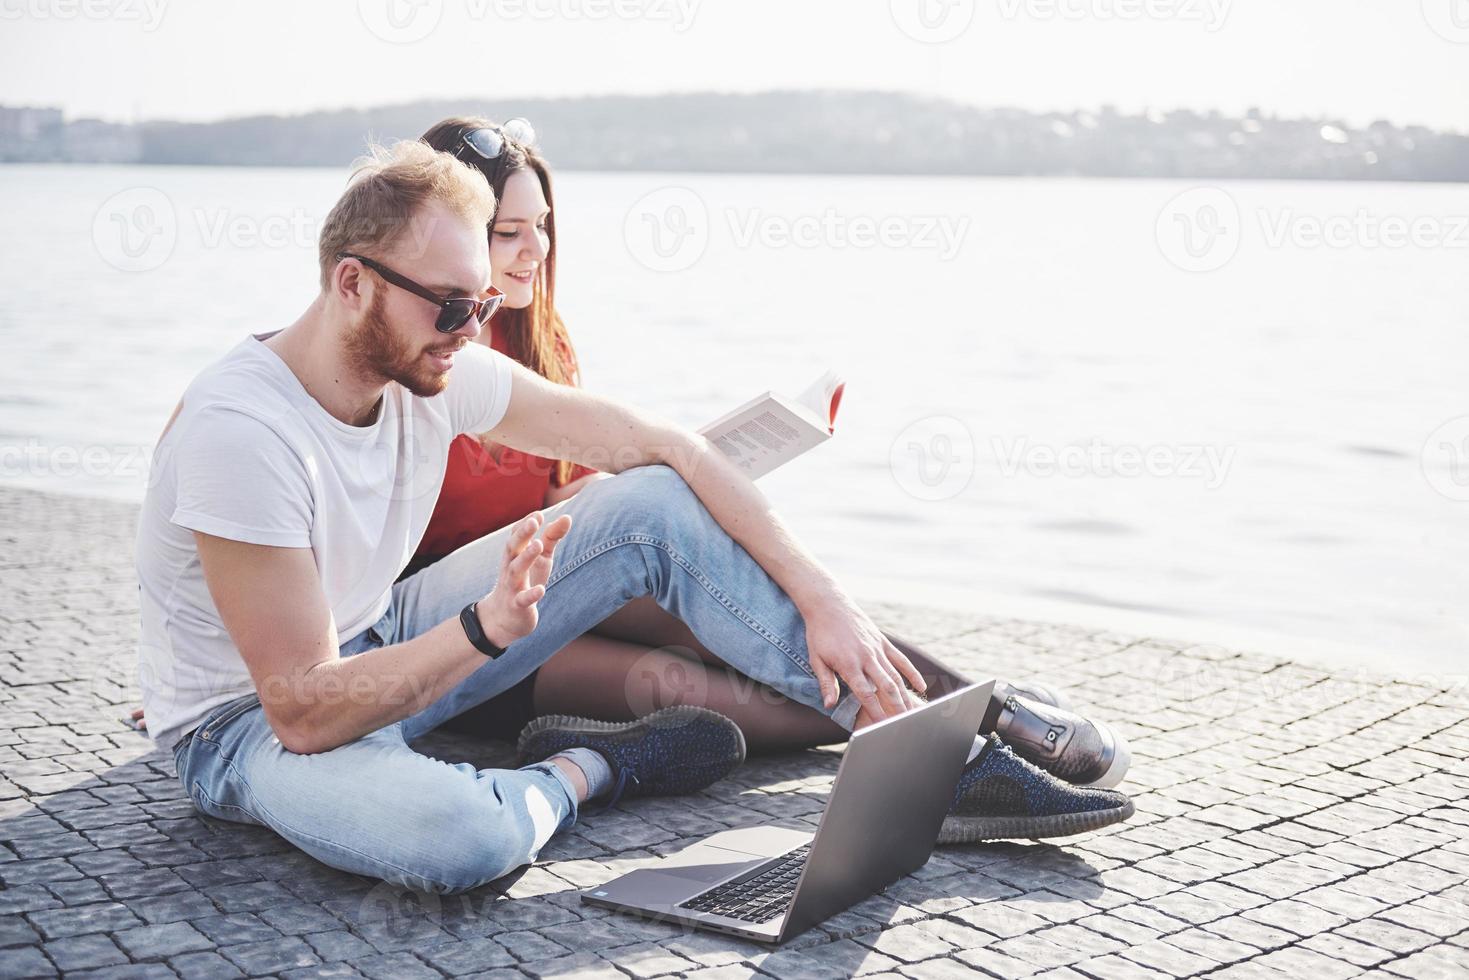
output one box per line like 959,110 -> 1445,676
458,117 -> 536,164
337,252 -> 504,334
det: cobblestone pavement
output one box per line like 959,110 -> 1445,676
3,486 -> 1468,979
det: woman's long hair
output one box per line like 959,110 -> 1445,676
421,116 -> 580,485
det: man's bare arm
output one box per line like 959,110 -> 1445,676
194,511 -> 569,755
486,362 -> 926,721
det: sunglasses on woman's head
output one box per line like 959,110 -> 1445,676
459,117 -> 537,162
337,252 -> 504,334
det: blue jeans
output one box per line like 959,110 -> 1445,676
173,465 -> 860,893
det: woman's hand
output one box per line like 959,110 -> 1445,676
802,596 -> 928,726
127,707 -> 147,732
476,511 -> 573,648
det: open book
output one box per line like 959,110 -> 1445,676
698,370 -> 845,480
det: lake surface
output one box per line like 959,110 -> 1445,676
2,164 -> 1466,675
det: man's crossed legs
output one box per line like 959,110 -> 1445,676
173,465 -> 862,893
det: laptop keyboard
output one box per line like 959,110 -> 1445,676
679,844 -> 812,923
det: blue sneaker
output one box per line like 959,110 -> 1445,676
940,734 -> 1134,844
517,705 -> 746,807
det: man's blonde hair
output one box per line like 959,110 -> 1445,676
317,140 -> 495,291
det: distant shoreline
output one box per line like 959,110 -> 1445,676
4,159 -> 1467,187
5,91 -> 1466,182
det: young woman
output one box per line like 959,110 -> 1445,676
412,116 -> 1130,794
415,116 -> 867,752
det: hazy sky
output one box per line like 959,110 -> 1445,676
3,0 -> 1467,130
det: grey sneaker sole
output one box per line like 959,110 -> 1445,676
519,704 -> 745,749
517,705 -> 748,796
937,796 -> 1135,845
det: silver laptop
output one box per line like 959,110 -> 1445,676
581,680 -> 993,944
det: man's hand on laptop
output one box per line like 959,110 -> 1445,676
803,595 -> 927,726
477,511 -> 573,648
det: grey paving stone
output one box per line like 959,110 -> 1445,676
48,876 -> 113,906
897,957 -> 984,980
0,945 -> 55,979
126,890 -> 214,925
418,935 -> 516,975
280,964 -> 365,980
1059,952 -> 1170,979
519,950 -> 628,978
189,911 -> 281,946
206,878 -> 297,912
1300,930 -> 1397,968
29,901 -> 142,940
69,964 -> 181,980
260,902 -> 347,936
1251,945 -> 1365,979
167,950 -> 246,978
113,920 -> 213,960
0,883 -> 61,915
598,939 -> 701,977
1333,917 -> 1438,955
43,932 -> 129,972
1201,914 -> 1298,951
1381,943 -> 1469,980
304,929 -> 378,962
495,926 -> 573,962
220,934 -> 321,974
350,950 -> 443,979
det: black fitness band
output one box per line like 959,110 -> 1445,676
459,601 -> 507,659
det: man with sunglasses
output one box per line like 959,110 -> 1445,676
133,137 -> 930,893
138,139 -> 1131,894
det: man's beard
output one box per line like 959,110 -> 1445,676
345,290 -> 459,398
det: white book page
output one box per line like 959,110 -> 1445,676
698,387 -> 835,480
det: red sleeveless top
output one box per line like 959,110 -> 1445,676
408,328 -> 593,572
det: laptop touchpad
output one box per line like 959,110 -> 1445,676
657,853 -> 765,884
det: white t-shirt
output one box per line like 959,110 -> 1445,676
135,333 -> 515,750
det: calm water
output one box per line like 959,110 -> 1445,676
2,164 -> 1466,673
